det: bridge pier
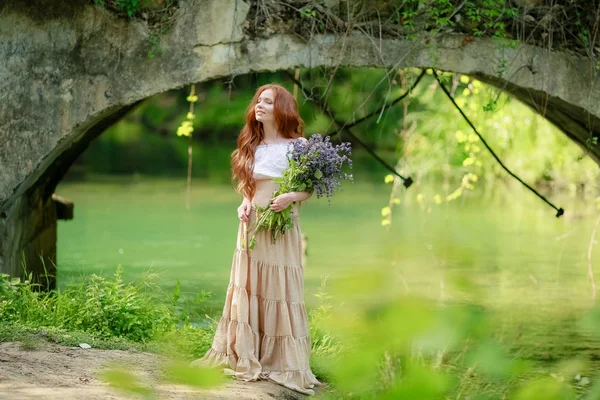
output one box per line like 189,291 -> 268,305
0,186 -> 57,290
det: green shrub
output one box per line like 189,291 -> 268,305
0,266 -> 177,342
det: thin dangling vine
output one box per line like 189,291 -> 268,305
176,85 -> 198,210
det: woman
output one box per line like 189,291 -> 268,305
191,84 -> 322,395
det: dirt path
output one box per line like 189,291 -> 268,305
0,342 -> 325,399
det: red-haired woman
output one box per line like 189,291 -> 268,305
191,84 -> 322,395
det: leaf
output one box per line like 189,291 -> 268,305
101,367 -> 153,396
462,157 -> 475,166
314,169 -> 323,179
446,188 -> 463,201
164,361 -> 225,388
298,183 -> 306,192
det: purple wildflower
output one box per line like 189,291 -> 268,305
249,134 -> 352,249
288,134 -> 353,201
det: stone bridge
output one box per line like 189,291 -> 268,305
1,0 -> 599,287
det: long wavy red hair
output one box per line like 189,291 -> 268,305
231,84 -> 305,200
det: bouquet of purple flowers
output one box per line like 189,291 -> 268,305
249,134 -> 353,250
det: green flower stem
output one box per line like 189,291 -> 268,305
247,157 -> 314,250
248,199 -> 295,250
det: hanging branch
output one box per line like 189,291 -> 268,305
292,68 -> 300,100
286,71 -> 414,188
432,69 -> 565,218
331,69 -> 427,133
382,70 -> 417,230
588,209 -> 600,302
176,84 -> 198,210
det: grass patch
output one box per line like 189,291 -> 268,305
1,266 -> 177,342
0,321 -> 149,351
18,334 -> 41,351
0,267 -> 217,356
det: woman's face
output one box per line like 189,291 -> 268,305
255,89 -> 275,124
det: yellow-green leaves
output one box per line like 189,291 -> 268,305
378,364 -> 454,400
177,121 -> 193,137
462,173 -> 476,190
101,366 -> 154,397
176,85 -> 198,138
462,157 -> 475,166
176,84 -> 198,209
446,188 -> 463,202
382,174 -> 400,228
101,360 -> 226,399
163,361 -> 226,388
445,173 -> 477,202
511,378 -> 576,400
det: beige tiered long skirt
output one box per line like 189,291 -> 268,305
191,205 -> 322,395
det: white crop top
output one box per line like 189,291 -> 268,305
253,142 -> 292,180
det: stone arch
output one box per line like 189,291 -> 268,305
1,0 -> 599,284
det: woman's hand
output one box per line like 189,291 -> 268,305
237,198 -> 252,223
270,193 -> 296,212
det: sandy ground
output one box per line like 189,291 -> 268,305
0,341 -> 326,400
